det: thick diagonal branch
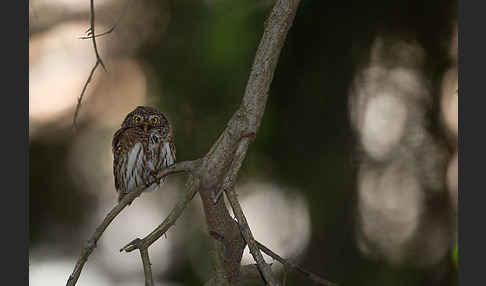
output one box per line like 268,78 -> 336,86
197,0 -> 302,284
66,160 -> 198,286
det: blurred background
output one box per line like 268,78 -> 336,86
29,0 -> 458,285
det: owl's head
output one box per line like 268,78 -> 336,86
121,106 -> 170,133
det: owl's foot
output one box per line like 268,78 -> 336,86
149,170 -> 161,185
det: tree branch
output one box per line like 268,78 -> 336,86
220,138 -> 279,286
196,0 -> 302,284
134,241 -> 155,286
256,241 -> 338,286
204,264 -> 265,286
78,0 -> 132,40
88,0 -> 105,71
72,0 -> 106,130
120,175 -> 200,252
140,248 -> 154,286
66,160 -> 198,286
240,0 -> 302,132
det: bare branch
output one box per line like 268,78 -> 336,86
199,0 -> 302,284
240,0 -> 302,133
78,26 -> 115,40
139,248 -> 155,286
72,60 -> 100,130
128,238 -> 155,286
72,0 -> 106,130
78,0 -> 133,40
89,0 -> 105,71
223,138 -> 279,286
66,160 -> 197,286
204,264 -> 264,286
256,241 -> 338,286
127,239 -> 156,286
120,176 -> 200,252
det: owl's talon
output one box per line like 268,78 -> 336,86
149,171 -> 161,185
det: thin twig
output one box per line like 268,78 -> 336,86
72,0 -> 106,130
222,138 -> 280,286
73,60 -> 100,131
89,0 -> 105,71
79,26 -> 115,40
120,176 -> 200,252
78,0 -> 133,40
256,241 -> 338,286
66,160 -> 197,286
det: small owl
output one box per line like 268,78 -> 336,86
112,106 -> 176,202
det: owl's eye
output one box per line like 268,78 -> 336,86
134,116 -> 141,124
151,117 -> 159,124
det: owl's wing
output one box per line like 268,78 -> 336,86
162,141 -> 175,167
170,139 -> 176,162
112,128 -> 127,192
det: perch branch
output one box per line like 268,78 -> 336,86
222,138 -> 279,286
256,241 -> 338,286
120,176 -> 201,252
66,160 -> 198,286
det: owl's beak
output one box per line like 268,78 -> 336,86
143,122 -> 149,132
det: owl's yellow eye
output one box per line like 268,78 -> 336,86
151,117 -> 158,124
134,116 -> 141,123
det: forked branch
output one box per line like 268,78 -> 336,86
67,0 -> 338,286
219,138 -> 279,286
73,0 -> 106,130
78,0 -> 132,40
66,160 -> 199,286
120,176 -> 201,252
73,0 -> 134,129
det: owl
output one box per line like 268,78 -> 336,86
112,106 -> 176,202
